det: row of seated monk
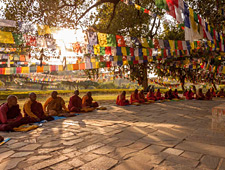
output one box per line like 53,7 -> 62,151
116,88 -> 223,106
183,88 -> 225,100
116,89 -> 181,106
0,90 -> 99,131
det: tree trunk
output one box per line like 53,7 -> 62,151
142,63 -> 148,91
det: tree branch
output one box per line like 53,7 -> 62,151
75,0 -> 120,26
107,2 -> 118,30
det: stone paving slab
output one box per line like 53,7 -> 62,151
1,100 -> 225,169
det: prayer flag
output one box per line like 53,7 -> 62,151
155,0 -> 169,10
107,34 -> 117,47
87,31 -> 98,45
116,35 -> 126,47
0,19 -> 16,27
0,31 -> 15,44
98,33 -> 108,47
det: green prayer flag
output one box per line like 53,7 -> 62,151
155,0 -> 169,10
118,56 -> 123,61
128,61 -> 133,65
99,62 -> 106,68
140,7 -> 145,12
126,47 -> 130,56
175,41 -> 178,49
12,33 -> 23,46
194,12 -> 198,23
100,47 -> 105,55
147,38 -> 154,48
107,34 -> 116,47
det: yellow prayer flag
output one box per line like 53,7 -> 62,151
142,48 -> 147,56
58,65 -> 63,71
114,56 -> 118,61
135,56 -> 139,60
0,31 -> 14,44
22,67 -> 29,74
121,47 -> 127,56
97,33 -> 107,47
169,40 -> 175,50
95,62 -> 99,68
123,60 -> 128,65
222,67 -> 225,74
5,68 -> 10,75
67,64 -> 73,71
91,57 -> 96,63
94,45 -> 100,55
191,42 -> 195,49
37,25 -> 51,35
141,38 -> 149,48
135,4 -> 141,10
189,8 -> 197,32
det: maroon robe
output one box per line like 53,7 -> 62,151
68,95 -> 82,112
0,103 -> 35,131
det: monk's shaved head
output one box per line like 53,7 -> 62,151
87,92 -> 92,97
51,91 -> 58,99
29,92 -> 36,97
74,90 -> 79,95
7,95 -> 17,101
29,92 -> 37,102
7,95 -> 18,107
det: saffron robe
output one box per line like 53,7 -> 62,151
116,94 -> 129,106
82,95 -> 99,108
68,95 -> 82,112
196,92 -> 205,100
23,100 -> 53,121
173,92 -> 180,99
44,97 -> 68,116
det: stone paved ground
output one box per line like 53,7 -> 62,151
1,99 -> 225,170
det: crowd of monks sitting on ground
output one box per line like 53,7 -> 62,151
0,90 -> 99,132
116,87 -> 225,106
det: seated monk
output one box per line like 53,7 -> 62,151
82,92 -> 99,108
0,95 -> 35,131
210,87 -> 216,97
44,91 -> 69,116
24,93 -> 54,122
183,89 -> 188,97
116,91 -> 130,106
147,89 -> 156,101
165,89 -> 173,100
186,89 -> 195,100
139,90 -> 148,103
205,89 -> 212,100
130,89 -> 143,104
217,89 -> 225,97
155,89 -> 165,100
196,88 -> 205,100
173,89 -> 180,99
68,90 -> 82,112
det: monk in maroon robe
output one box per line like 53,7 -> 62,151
146,89 -> 156,101
172,89 -> 180,99
155,89 -> 165,100
130,89 -> 142,104
23,93 -> 54,122
165,89 -> 173,100
196,88 -> 205,100
0,95 -> 35,131
210,87 -> 216,97
186,89 -> 195,100
116,91 -> 130,106
205,89 -> 212,100
68,90 -> 82,112
138,90 -> 147,103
